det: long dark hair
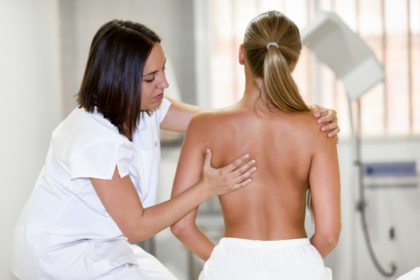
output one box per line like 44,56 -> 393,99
77,20 -> 161,140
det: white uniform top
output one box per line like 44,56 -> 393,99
11,99 -> 175,280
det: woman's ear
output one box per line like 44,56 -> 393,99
239,44 -> 245,65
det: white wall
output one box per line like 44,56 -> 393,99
328,138 -> 420,280
58,0 -> 196,115
0,0 -> 62,279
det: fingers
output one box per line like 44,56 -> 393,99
203,151 -> 257,196
312,107 -> 340,138
216,156 -> 257,195
233,166 -> 257,184
231,178 -> 253,191
311,104 -> 335,123
320,118 -> 338,132
320,120 -> 340,138
317,109 -> 336,124
311,105 -> 321,118
328,127 -> 341,139
223,154 -> 250,172
232,159 -> 256,178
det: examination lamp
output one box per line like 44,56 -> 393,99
301,11 -> 384,100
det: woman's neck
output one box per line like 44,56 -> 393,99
238,79 -> 273,113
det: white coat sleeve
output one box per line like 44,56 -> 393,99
68,139 -> 134,180
158,98 -> 171,123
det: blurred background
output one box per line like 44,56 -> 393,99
1,0 -> 419,279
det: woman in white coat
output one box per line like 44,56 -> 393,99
11,20 -> 339,279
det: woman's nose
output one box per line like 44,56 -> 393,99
160,72 -> 169,89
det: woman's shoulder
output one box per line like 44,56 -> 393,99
285,111 -> 321,131
191,106 -> 248,123
51,107 -> 132,157
265,110 -> 329,145
189,110 -> 221,126
188,109 -> 240,132
55,107 -> 123,138
287,111 -> 337,147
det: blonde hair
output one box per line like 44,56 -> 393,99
243,11 -> 309,112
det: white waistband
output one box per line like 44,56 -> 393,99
218,237 -> 310,249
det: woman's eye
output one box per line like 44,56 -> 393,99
144,78 -> 155,83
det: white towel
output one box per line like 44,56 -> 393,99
397,267 -> 420,280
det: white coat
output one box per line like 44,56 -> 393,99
11,99 -> 177,279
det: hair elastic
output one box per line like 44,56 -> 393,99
266,42 -> 279,50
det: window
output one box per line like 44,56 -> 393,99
200,0 -> 420,136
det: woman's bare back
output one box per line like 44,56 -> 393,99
200,105 -> 322,240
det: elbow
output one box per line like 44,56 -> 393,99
126,236 -> 139,244
321,227 -> 341,249
170,222 -> 184,237
124,224 -> 153,244
125,230 -> 145,244
325,231 -> 340,249
313,225 -> 341,254
126,231 -> 155,244
332,223 -> 342,245
170,220 -> 191,240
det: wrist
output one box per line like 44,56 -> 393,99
194,180 -> 213,202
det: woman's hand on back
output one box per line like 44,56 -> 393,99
311,105 -> 340,138
200,148 -> 257,196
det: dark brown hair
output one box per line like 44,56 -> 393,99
77,20 -> 161,140
243,11 -> 309,112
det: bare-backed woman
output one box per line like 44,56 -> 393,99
171,10 -> 340,280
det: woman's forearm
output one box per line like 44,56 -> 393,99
160,98 -> 206,132
128,182 -> 210,243
171,223 -> 215,260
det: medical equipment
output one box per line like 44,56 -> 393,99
302,11 -> 397,277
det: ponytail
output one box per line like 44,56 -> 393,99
263,47 -> 309,112
243,10 -> 309,112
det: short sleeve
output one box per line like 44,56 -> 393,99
69,139 -> 134,180
158,98 -> 171,123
